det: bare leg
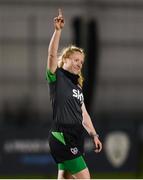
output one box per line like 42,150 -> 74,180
58,170 -> 74,179
72,168 -> 90,179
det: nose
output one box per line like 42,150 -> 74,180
77,63 -> 81,69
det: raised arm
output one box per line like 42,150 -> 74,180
82,103 -> 102,153
47,9 -> 65,73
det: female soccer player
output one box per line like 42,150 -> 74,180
46,9 -> 102,179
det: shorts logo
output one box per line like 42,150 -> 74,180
70,147 -> 78,155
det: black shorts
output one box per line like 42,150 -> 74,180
48,127 -> 87,174
48,125 -> 84,163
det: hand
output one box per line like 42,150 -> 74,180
93,136 -> 102,153
54,9 -> 65,30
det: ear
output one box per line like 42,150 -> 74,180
63,58 -> 67,63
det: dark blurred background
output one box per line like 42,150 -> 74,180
0,0 -> 143,178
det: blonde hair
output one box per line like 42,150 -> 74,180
58,45 -> 85,87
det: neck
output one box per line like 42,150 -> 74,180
62,66 -> 74,75
60,68 -> 79,85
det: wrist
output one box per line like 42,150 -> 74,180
55,28 -> 62,32
90,132 -> 99,139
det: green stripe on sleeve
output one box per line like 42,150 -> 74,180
46,69 -> 56,83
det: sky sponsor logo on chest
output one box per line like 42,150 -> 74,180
72,89 -> 84,103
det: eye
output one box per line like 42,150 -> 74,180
74,59 -> 78,63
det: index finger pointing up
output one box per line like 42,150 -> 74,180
58,8 -> 63,17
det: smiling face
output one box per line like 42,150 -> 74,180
62,51 -> 84,75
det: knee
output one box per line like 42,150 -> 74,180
58,170 -> 73,179
73,168 -> 90,179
